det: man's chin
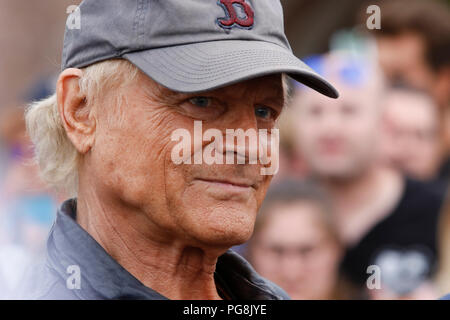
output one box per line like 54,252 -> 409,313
174,194 -> 259,247
187,217 -> 256,248
195,231 -> 253,249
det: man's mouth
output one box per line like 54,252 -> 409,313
194,178 -> 258,191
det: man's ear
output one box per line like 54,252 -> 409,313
57,68 -> 96,154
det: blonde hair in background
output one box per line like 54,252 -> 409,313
25,59 -> 139,197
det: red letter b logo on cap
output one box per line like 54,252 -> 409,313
217,0 -> 254,30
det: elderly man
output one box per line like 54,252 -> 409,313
18,0 -> 337,300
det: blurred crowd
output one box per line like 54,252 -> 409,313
0,76 -> 61,298
243,0 -> 450,300
1,0 -> 450,299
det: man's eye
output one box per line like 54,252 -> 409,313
255,106 -> 275,120
189,97 -> 212,108
179,96 -> 226,120
309,105 -> 323,117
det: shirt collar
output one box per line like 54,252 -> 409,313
46,198 -> 287,300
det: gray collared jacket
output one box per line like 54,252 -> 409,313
14,199 -> 289,300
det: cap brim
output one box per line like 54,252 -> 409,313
124,40 -> 339,99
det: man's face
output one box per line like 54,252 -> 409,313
87,72 -> 284,248
376,32 -> 450,149
294,87 -> 381,179
376,33 -> 435,92
250,202 -> 341,300
380,91 -> 441,180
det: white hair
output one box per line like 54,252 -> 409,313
25,59 -> 139,196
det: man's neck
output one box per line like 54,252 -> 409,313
322,167 -> 381,211
319,166 -> 404,245
75,183 -> 224,300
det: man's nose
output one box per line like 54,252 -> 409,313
279,253 -> 305,282
217,108 -> 261,163
321,112 -> 342,133
226,105 -> 259,130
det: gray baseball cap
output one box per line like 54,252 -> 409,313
62,0 -> 339,98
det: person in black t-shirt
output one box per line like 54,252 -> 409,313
379,87 -> 442,182
341,178 -> 445,299
290,52 -> 446,299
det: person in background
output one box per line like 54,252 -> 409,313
380,86 -> 442,181
0,76 -> 60,298
271,110 -> 310,184
360,0 -> 450,297
0,106 -> 47,297
367,0 -> 450,180
289,52 -> 444,299
246,180 -> 343,300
